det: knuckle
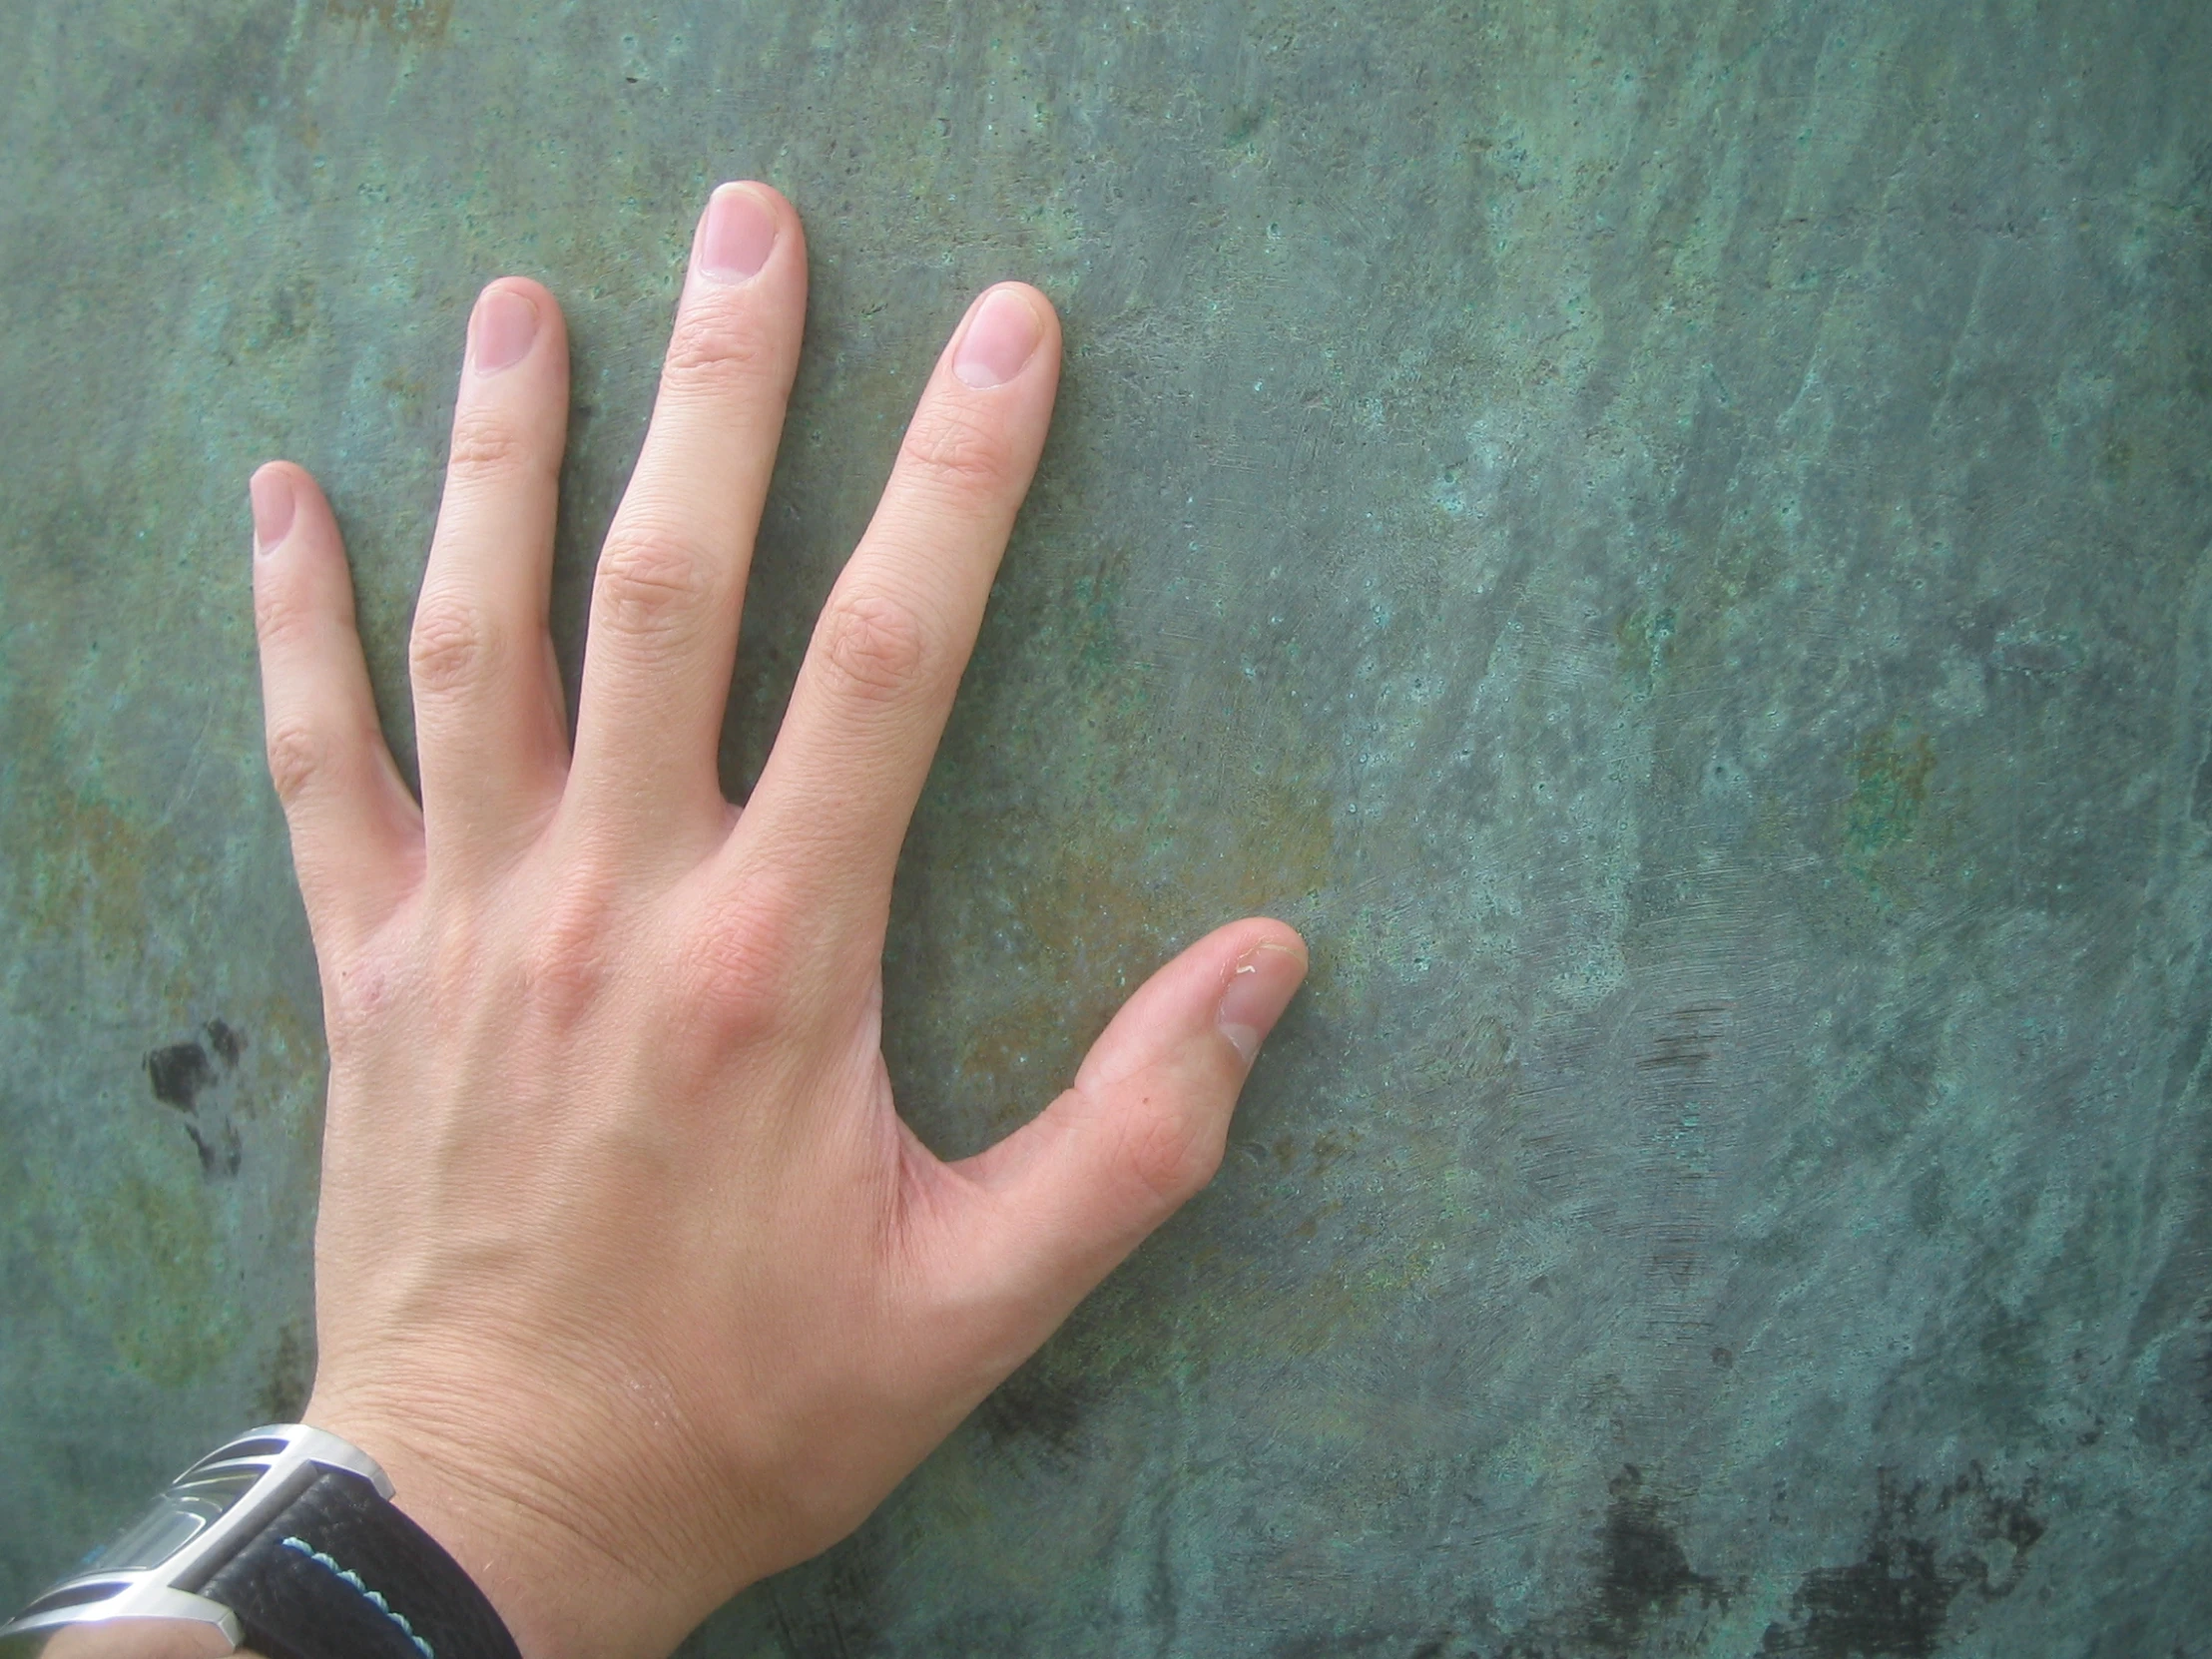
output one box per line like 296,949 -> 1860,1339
519,880 -> 619,1020
264,717 -> 334,807
444,407 -> 544,484
318,931 -> 416,1062
593,523 -> 718,641
253,577 -> 319,655
1119,1097 -> 1224,1209
816,587 -> 931,702
409,594 -> 499,698
660,302 -> 778,396
669,874 -> 811,1043
898,402 -> 1016,493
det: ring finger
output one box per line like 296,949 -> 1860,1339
410,277 -> 572,866
735,282 -> 1061,944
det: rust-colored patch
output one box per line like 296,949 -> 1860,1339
1843,716 -> 1938,880
12,783 -> 154,957
326,0 -> 454,39
45,1165 -> 244,1387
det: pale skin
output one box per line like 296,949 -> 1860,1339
66,183 -> 1306,1658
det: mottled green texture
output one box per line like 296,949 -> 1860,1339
3,1 -> 2209,1653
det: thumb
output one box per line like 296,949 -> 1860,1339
943,918 -> 1308,1331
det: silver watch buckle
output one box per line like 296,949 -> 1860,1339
0,1423 -> 390,1647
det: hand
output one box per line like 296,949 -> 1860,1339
246,183 -> 1307,1659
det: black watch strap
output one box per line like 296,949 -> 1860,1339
199,1467 -> 523,1659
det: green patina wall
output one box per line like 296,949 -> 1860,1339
3,1 -> 2209,1653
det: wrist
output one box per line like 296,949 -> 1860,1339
300,1391 -> 715,1659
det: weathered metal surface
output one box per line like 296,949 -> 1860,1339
3,2 -> 2209,1653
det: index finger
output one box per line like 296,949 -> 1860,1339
729,283 -> 1061,943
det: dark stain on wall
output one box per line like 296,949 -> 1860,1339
1762,1533 -> 1954,1657
1760,1468 -> 2045,1656
143,1018 -> 247,1178
203,1016 -> 246,1069
145,1040 -> 216,1114
1583,1466 -> 1727,1652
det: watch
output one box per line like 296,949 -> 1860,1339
0,1424 -> 522,1659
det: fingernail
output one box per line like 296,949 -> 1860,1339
471,284 -> 540,374
699,184 -> 779,282
250,467 -> 295,554
1217,941 -> 1308,1065
952,285 -> 1043,389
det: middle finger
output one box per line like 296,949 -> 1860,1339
566,182 -> 807,846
